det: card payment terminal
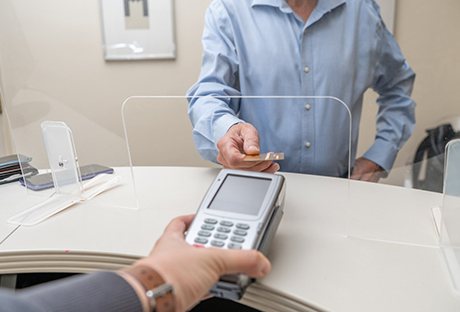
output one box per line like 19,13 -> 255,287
185,169 -> 286,300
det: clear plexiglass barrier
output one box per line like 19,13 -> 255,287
122,96 -> 352,172
0,42 -> 138,225
1,99 -> 138,224
346,116 -> 460,246
122,95 -> 352,229
439,139 -> 460,292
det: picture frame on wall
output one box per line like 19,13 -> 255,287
100,0 -> 176,61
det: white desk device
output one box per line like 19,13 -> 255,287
185,169 -> 286,300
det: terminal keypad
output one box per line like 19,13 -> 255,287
196,218 -> 250,249
216,226 -> 231,234
201,224 -> 215,231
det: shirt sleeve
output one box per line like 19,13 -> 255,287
187,0 -> 244,163
364,7 -> 416,172
0,272 -> 143,312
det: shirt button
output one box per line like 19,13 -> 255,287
304,104 -> 312,110
305,141 -> 312,148
303,66 -> 310,73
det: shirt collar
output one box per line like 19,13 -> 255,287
251,0 -> 346,15
309,0 -> 346,27
251,0 -> 290,11
251,0 -> 283,8
315,0 -> 346,15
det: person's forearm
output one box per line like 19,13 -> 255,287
187,0 -> 243,163
368,67 -> 415,171
188,94 -> 243,162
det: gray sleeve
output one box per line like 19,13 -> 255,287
0,272 -> 143,312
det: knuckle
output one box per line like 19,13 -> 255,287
217,139 -> 225,149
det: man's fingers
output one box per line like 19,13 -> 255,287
243,142 -> 260,155
363,172 -> 381,183
244,160 -> 279,173
163,214 -> 195,237
217,139 -> 273,170
217,123 -> 278,172
263,162 -> 280,173
212,249 -> 271,278
352,157 -> 383,178
219,151 -> 280,172
216,137 -> 241,166
350,169 -> 382,182
217,131 -> 245,167
350,168 -> 362,180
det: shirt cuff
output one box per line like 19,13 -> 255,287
362,138 -> 399,172
213,114 -> 244,143
21,272 -> 143,312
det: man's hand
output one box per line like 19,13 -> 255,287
136,215 -> 271,312
351,157 -> 386,183
216,123 -> 279,173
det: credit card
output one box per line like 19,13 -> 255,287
243,152 -> 284,162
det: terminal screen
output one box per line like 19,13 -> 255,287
208,174 -> 271,216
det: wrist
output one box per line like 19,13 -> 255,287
117,271 -> 150,312
122,264 -> 176,312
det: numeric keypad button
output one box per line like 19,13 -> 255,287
201,224 -> 215,231
198,230 -> 212,237
217,226 -> 231,233
233,229 -> 247,236
214,233 -> 228,240
219,220 -> 234,227
194,237 -> 208,244
227,243 -> 242,249
211,240 -> 225,248
230,236 -> 245,243
204,218 -> 218,225
236,223 -> 250,230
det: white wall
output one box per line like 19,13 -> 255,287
1,0 -> 459,185
0,0 -> 212,168
376,0 -> 395,32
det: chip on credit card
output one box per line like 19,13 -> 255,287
243,152 -> 284,162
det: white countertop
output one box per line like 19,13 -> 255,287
0,167 -> 458,311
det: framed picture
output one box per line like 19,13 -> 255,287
100,0 -> 175,60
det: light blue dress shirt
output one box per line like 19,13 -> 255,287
187,0 -> 415,176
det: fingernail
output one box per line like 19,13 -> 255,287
274,163 -> 280,171
260,267 -> 269,276
259,259 -> 271,276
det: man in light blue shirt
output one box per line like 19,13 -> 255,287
187,0 -> 415,181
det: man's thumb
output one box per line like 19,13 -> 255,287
241,125 -> 260,155
214,249 -> 271,278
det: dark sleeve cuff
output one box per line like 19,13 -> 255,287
19,272 -> 143,312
